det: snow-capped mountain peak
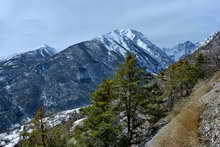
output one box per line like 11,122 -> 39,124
1,45 -> 57,62
111,28 -> 146,40
101,28 -> 149,42
96,28 -> 173,73
31,44 -> 57,57
34,44 -> 51,49
117,29 -> 137,40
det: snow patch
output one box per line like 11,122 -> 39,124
199,31 -> 219,48
0,107 -> 82,147
119,29 -> 136,40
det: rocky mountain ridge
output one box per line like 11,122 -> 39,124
0,29 -> 175,133
0,28 -> 200,134
0,45 -> 57,132
97,29 -> 173,72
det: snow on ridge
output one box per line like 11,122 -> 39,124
32,44 -> 57,57
35,44 -> 57,53
97,29 -> 131,56
97,28 -> 153,56
96,28 -> 172,73
45,107 -> 82,127
33,44 -> 51,50
163,41 -> 199,61
104,29 -> 137,40
118,29 -> 136,40
198,31 -> 219,48
0,45 -> 57,61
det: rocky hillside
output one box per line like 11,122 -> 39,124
146,72 -> 220,147
186,31 -> 220,74
0,29 -> 174,132
145,30 -> 220,147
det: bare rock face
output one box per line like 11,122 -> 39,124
199,87 -> 220,147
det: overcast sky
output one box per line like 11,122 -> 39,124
0,0 -> 220,56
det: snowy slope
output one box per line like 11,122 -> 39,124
163,41 -> 199,61
97,29 -> 173,73
199,31 -> 219,47
21,44 -> 57,58
1,44 -> 57,61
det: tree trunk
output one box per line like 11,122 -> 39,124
40,119 -> 47,147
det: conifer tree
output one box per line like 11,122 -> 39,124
74,53 -> 165,147
195,53 -> 206,78
31,108 -> 47,147
20,108 -> 48,147
19,126 -> 30,147
74,80 -> 121,147
114,53 -> 157,146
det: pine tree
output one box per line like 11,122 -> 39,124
74,80 -> 121,147
20,108 -> 48,147
162,54 -> 206,110
114,53 -> 158,146
32,108 -> 47,147
19,126 -> 30,147
74,53 -> 166,147
47,125 -> 68,147
196,53 -> 205,66
195,53 -> 206,78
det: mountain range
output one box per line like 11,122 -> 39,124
0,29 -> 200,132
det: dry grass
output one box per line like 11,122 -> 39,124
153,97 -> 204,146
166,79 -> 212,122
168,98 -> 191,120
147,73 -> 219,147
209,71 -> 220,83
